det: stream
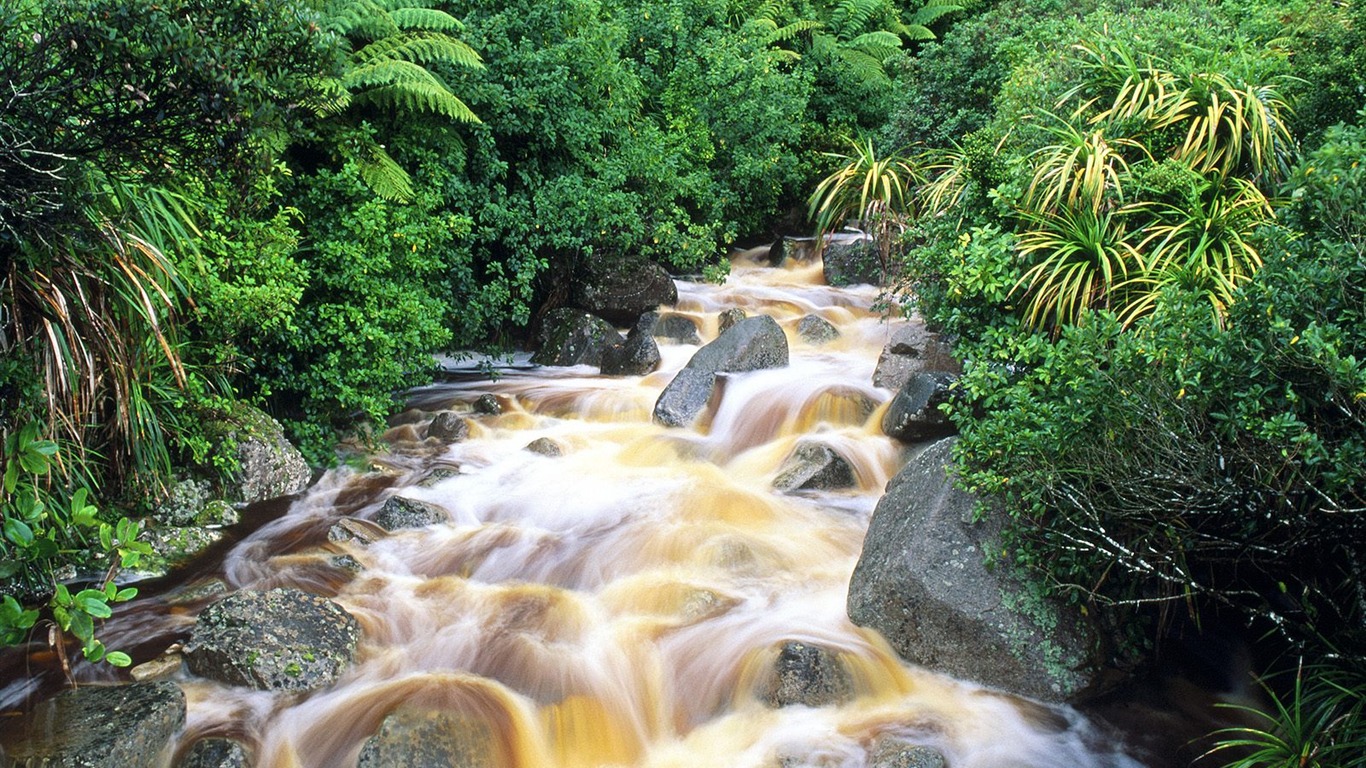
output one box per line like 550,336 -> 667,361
3,254 -> 1149,767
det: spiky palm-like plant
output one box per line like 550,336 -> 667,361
310,0 -> 484,201
808,135 -> 924,282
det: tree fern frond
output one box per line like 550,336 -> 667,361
324,0 -> 399,38
771,19 -> 823,43
829,0 -> 883,39
354,32 -> 483,69
354,82 -> 480,122
906,2 -> 961,27
342,58 -> 445,91
848,29 -> 902,59
835,47 -> 893,85
358,141 -> 415,202
388,6 -> 464,33
300,76 -> 352,116
890,21 -> 936,41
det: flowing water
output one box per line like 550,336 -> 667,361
4,255 -> 1148,767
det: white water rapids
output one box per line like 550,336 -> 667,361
74,256 -> 1150,766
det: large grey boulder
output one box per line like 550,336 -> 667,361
881,372 -> 958,443
652,316 -> 789,427
873,323 -> 960,391
823,237 -> 883,286
571,253 -> 678,325
176,738 -> 250,768
358,709 -> 500,768
847,438 -> 1098,702
757,641 -> 854,708
773,443 -> 856,492
185,588 -> 360,692
214,405 -> 311,506
602,315 -> 662,376
3,682 -> 184,767
796,314 -> 840,345
374,496 -> 448,530
532,309 -> 624,368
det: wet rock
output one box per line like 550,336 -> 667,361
652,313 -> 702,345
652,368 -> 719,428
374,496 -> 448,530
358,709 -> 500,768
773,443 -> 856,492
758,641 -> 853,708
473,394 -> 503,415
873,322 -> 960,391
152,478 -> 212,526
327,517 -> 388,545
214,404 -> 312,505
177,738 -> 250,768
881,372 -> 958,443
3,681 -> 184,767
427,411 -> 469,443
717,308 -> 747,334
571,253 -> 678,325
130,650 -> 184,683
847,438 -> 1099,702
869,737 -> 948,768
328,554 -> 364,574
525,437 -> 564,457
532,308 -> 625,368
185,588 -> 360,692
145,526 -> 224,572
823,236 -> 883,286
796,314 -> 840,345
416,466 -> 462,487
601,320 -> 662,376
768,237 -> 819,265
686,315 -> 789,374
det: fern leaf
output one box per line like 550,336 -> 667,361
300,76 -> 352,116
355,82 -> 481,122
848,30 -> 902,59
388,7 -> 465,33
771,19 -> 822,43
835,46 -> 892,85
891,22 -> 936,41
907,2 -> 962,27
354,32 -> 483,69
358,141 -> 415,202
342,58 -> 444,91
325,0 -> 399,39
830,0 -> 883,39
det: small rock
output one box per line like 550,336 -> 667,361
358,709 -> 500,768
796,315 -> 840,345
601,323 -> 662,376
215,404 -> 312,505
758,641 -> 853,708
873,323 -> 960,391
185,588 -> 360,692
416,466 -> 462,488
130,653 -> 183,683
653,313 -> 703,345
152,478 -> 212,526
374,496 -> 448,531
881,373 -> 958,443
652,368 -> 719,428
525,438 -> 564,457
146,526 -> 224,572
473,394 -> 502,415
773,443 -> 856,492
717,308 -> 747,334
198,500 -> 240,528
427,412 -> 469,442
328,554 -> 364,574
869,737 -> 947,768
327,518 -> 388,545
177,738 -> 251,768
2,682 -> 185,767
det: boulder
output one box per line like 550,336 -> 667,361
717,308 -> 747,334
869,737 -> 948,768
358,709 -> 499,768
177,738 -> 250,768
652,369 -> 718,428
214,405 -> 311,506
651,313 -> 702,345
427,412 -> 469,443
417,466 -> 462,488
532,308 -> 625,368
773,443 -> 856,492
151,478 -> 212,526
757,641 -> 853,708
473,394 -> 503,415
768,237 -> 820,266
873,323 -> 960,391
652,316 -> 789,428
525,438 -> 564,457
327,517 -> 388,545
374,496 -> 448,530
145,526 -> 224,573
185,588 -> 360,692
881,372 -> 958,443
3,682 -> 184,767
847,438 -> 1099,702
571,253 -> 678,325
823,236 -> 883,286
796,314 -> 840,345
601,319 -> 662,376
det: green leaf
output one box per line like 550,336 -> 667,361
3,519 -> 34,547
75,590 -> 113,619
114,587 -> 138,602
68,610 -> 94,643
105,651 -> 132,667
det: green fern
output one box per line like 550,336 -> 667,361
358,140 -> 416,202
354,81 -> 479,122
829,0 -> 883,40
388,6 -> 465,32
353,32 -> 482,68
